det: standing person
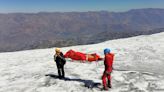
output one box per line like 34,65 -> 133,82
102,48 -> 114,90
54,48 -> 66,79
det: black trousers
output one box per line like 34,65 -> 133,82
56,64 -> 65,78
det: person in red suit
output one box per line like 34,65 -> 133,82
102,48 -> 114,90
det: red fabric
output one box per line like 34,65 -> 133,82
64,50 -> 102,62
64,50 -> 86,61
102,53 -> 114,87
102,73 -> 111,87
104,53 -> 114,72
87,53 -> 101,62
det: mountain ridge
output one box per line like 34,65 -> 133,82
0,8 -> 164,52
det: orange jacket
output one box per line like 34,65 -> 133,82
104,53 -> 114,72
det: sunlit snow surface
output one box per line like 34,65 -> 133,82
0,32 -> 164,92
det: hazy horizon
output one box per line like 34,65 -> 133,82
0,0 -> 164,13
0,8 -> 163,14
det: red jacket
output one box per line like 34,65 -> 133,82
104,53 -> 114,72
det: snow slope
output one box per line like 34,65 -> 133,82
0,32 -> 164,92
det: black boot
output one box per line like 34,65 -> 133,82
108,80 -> 112,88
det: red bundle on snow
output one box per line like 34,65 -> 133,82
64,49 -> 103,62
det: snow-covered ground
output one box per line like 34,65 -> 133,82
0,32 -> 164,92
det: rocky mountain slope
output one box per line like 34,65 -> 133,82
0,8 -> 164,52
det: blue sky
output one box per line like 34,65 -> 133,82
0,0 -> 164,13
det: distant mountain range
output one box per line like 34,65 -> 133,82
0,8 -> 164,52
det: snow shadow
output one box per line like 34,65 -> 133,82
45,74 -> 101,89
